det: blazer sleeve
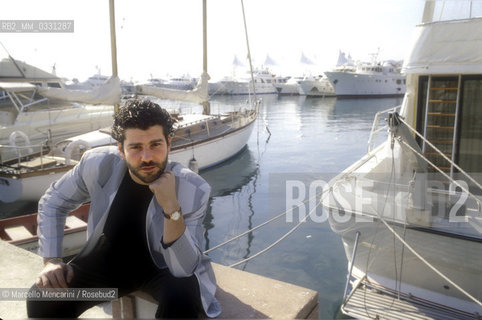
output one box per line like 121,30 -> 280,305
37,154 -> 91,258
159,172 -> 211,277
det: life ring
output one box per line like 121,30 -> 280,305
64,140 -> 90,165
9,130 -> 33,154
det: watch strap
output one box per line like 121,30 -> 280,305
163,208 -> 181,220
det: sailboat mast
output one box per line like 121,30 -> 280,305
421,0 -> 435,23
109,0 -> 119,113
203,0 -> 207,75
240,0 -> 257,103
202,0 -> 210,115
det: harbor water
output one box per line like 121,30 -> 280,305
0,94 -> 403,319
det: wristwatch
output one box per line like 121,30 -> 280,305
163,208 -> 182,221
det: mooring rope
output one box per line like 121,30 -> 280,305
228,188 -> 330,268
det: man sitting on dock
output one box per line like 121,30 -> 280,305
26,98 -> 221,318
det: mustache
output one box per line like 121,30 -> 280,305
139,161 -> 159,168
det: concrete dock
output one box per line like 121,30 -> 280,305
0,240 -> 318,318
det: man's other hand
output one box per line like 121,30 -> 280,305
36,259 -> 74,288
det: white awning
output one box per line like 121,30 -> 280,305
38,75 -> 121,105
402,17 -> 482,74
0,82 -> 37,92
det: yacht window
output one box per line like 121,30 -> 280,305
48,82 -> 61,88
457,76 -> 482,174
416,75 -> 482,184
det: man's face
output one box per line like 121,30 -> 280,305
118,125 -> 171,185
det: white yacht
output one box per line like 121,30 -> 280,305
220,69 -> 278,95
272,75 -> 300,95
324,52 -> 406,97
297,74 -> 335,97
321,2 -> 482,318
140,75 -> 196,91
161,75 -> 197,90
0,59 -> 115,147
207,79 -> 228,95
0,57 -> 64,89
84,74 -> 110,87
142,77 -> 167,87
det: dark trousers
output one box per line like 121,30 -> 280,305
26,254 -> 203,318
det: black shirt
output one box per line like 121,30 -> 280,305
102,171 -> 159,284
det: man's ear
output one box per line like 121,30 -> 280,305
117,142 -> 125,159
167,136 -> 172,153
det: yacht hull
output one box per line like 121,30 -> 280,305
298,79 -> 335,97
220,81 -> 278,95
327,211 -> 482,315
324,71 -> 405,97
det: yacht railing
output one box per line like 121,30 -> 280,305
392,114 -> 482,211
5,90 -> 48,114
367,105 -> 401,153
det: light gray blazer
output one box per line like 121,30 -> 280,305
37,146 -> 221,317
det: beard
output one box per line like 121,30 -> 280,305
126,156 -> 168,184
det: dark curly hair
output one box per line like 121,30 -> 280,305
111,98 -> 175,144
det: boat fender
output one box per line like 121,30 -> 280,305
64,140 -> 90,165
189,157 -> 199,173
9,130 -> 33,154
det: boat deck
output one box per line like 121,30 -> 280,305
343,280 -> 479,320
171,112 -> 253,149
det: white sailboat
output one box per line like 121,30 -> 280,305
321,1 -> 482,318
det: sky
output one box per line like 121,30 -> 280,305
1,0 -> 428,82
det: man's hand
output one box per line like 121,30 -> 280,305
149,171 -> 179,213
36,259 -> 74,288
149,170 -> 185,244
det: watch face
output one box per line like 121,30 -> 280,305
171,211 -> 181,221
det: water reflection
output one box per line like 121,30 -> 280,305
201,146 -> 258,198
201,146 -> 260,266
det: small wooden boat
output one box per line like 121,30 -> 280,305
0,204 -> 89,257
